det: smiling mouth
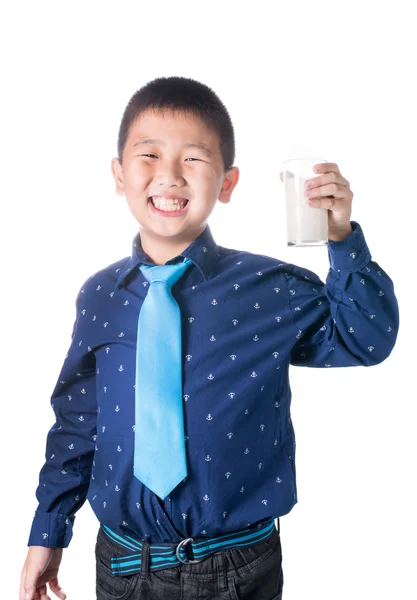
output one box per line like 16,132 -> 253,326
148,197 -> 190,215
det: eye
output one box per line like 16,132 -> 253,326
141,154 -> 200,162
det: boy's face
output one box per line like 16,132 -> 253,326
111,109 -> 239,249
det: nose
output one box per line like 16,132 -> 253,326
155,159 -> 186,187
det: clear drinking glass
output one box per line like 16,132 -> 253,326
284,158 -> 329,246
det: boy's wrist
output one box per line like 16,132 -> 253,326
328,224 -> 353,242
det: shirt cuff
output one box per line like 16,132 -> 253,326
327,221 -> 372,273
27,509 -> 75,548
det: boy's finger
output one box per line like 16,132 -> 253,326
40,589 -> 51,600
49,577 -> 67,600
39,586 -> 50,600
37,583 -> 49,599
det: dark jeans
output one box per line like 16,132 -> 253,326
95,522 -> 284,600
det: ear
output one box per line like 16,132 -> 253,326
219,166 -> 240,204
111,158 -> 124,195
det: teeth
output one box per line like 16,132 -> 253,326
151,197 -> 187,211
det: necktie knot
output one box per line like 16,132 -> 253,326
139,258 -> 193,288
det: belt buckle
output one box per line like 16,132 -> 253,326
176,537 -> 203,564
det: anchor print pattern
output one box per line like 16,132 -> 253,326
28,221 -> 399,548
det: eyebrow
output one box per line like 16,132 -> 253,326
132,138 -> 213,157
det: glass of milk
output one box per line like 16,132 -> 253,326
284,158 -> 329,246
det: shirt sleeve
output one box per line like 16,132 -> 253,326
28,277 -> 97,548
286,221 -> 399,367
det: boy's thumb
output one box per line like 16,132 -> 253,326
24,587 -> 35,600
23,572 -> 40,600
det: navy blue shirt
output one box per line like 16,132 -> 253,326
28,221 -> 399,548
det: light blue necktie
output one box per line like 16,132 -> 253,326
134,257 -> 193,500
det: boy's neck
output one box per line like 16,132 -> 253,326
139,228 -> 201,266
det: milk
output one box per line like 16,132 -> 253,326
284,168 -> 328,246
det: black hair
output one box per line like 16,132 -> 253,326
117,76 -> 235,174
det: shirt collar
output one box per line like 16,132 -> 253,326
115,224 -> 220,290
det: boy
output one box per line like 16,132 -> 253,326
20,76 -> 399,600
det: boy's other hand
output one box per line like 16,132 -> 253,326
20,546 -> 66,600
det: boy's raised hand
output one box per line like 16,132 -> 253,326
20,546 -> 66,600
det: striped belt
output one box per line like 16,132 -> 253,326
102,519 -> 277,576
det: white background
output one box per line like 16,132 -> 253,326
1,1 -> 415,598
